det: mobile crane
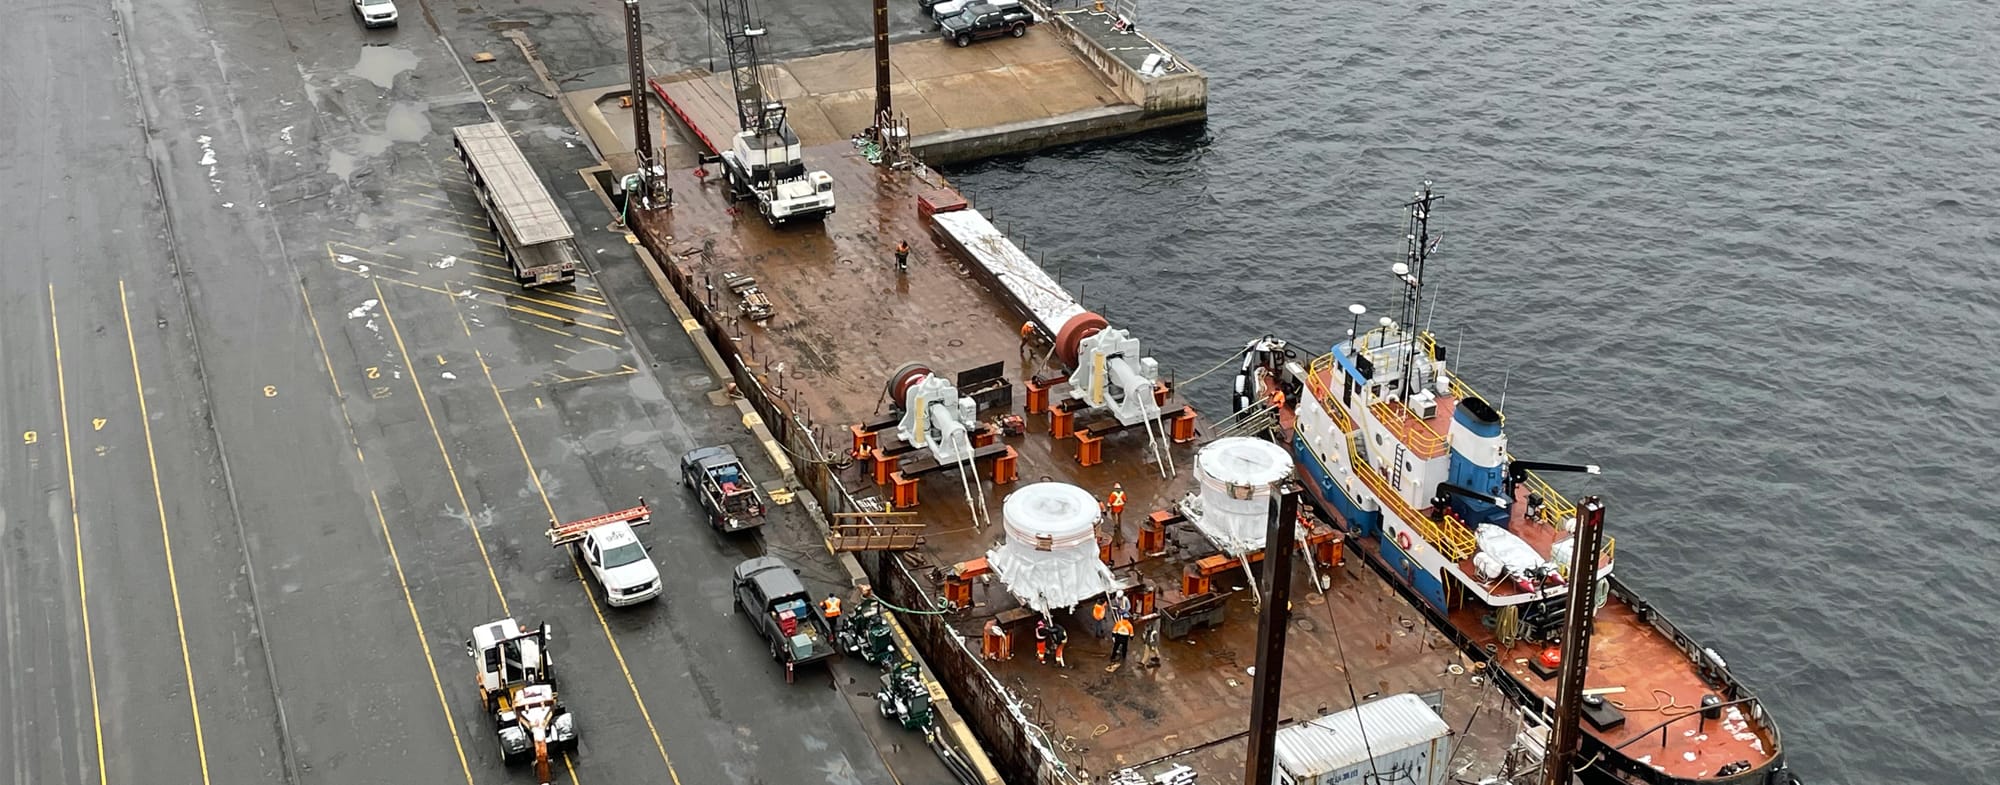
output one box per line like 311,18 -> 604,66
714,0 -> 834,224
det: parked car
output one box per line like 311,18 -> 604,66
940,2 -> 1034,47
353,0 -> 398,27
929,0 -> 1022,27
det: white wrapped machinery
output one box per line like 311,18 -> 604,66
1187,437 -> 1295,556
985,482 -> 1117,612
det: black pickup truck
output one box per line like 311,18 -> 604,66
939,1 -> 1034,47
733,557 -> 838,683
680,445 -> 768,533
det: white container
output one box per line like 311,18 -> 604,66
1273,693 -> 1451,785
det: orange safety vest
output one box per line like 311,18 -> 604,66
1107,490 -> 1127,512
1112,618 -> 1134,637
1092,601 -> 1107,620
1020,322 -> 1035,338
822,597 -> 842,617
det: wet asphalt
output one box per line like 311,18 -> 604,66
1,0 -> 956,783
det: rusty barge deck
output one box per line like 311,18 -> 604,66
623,139 -> 1517,783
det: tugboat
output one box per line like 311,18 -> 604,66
1240,183 -> 1801,785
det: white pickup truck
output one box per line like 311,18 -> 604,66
547,501 -> 662,607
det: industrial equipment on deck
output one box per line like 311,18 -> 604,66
711,0 -> 834,224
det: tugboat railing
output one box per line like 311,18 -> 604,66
1348,433 -> 1477,559
1304,354 -> 1357,432
1367,399 -> 1450,458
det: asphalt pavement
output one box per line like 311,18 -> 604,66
1,0 -> 962,783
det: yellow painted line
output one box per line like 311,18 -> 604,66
118,281 -> 214,785
333,241 -> 404,260
508,316 -> 578,343
405,191 -> 455,204
447,295 -> 686,785
464,282 -> 619,322
426,225 -> 503,248
49,285 -> 108,785
301,284 -> 478,785
373,278 -> 513,612
465,271 -> 609,307
547,367 -> 640,386
477,74 -> 507,87
374,277 -> 623,336
398,197 -> 483,219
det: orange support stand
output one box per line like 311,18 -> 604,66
1317,537 -> 1344,568
971,424 -> 997,449
890,471 -> 919,508
982,623 -> 1012,660
1182,570 -> 1211,597
1169,405 -> 1198,443
1025,378 -> 1051,415
943,578 -> 972,609
850,423 -> 878,457
1139,511 -> 1169,556
1051,407 -> 1075,439
1075,431 -> 1103,467
873,450 -> 901,486
1153,381 -> 1170,408
1098,536 -> 1114,565
992,446 -> 1019,485
1136,586 -> 1156,615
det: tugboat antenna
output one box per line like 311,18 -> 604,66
1396,182 -> 1441,403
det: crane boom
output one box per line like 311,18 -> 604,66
718,0 -> 779,134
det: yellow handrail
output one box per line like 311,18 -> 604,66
1305,354 -> 1357,432
1368,399 -> 1450,458
1517,468 -> 1578,530
1348,434 -> 1477,560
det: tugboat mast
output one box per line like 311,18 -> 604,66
1395,182 -> 1441,403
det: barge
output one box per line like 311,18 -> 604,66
626,118 -> 1518,779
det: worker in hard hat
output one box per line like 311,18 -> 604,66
1019,321 -> 1036,356
1090,597 -> 1109,638
894,240 -> 911,272
1109,615 -> 1135,668
1106,483 -> 1127,526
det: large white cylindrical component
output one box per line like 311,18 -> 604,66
1192,437 -> 1295,555
985,482 -> 1116,611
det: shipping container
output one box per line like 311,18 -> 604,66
1273,692 -> 1451,785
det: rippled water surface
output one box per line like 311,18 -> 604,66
950,1 -> 2000,781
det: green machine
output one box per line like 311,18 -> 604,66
875,660 -> 934,731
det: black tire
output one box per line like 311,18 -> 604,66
1009,23 -> 1025,37
955,34 -> 971,47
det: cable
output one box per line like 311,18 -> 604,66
1175,344 -> 1250,388
1320,579 -> 1386,783
1611,688 -> 1699,718
876,596 -> 951,616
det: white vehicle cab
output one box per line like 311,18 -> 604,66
547,501 -> 661,607
354,0 -> 398,27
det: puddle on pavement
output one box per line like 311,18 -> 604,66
351,45 -> 420,90
629,374 -> 665,403
326,149 -> 358,181
568,347 -> 620,373
384,103 -> 432,142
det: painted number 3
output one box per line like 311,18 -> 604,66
263,385 -> 278,398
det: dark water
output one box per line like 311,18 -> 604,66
949,1 -> 2000,781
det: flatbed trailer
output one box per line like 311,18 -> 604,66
452,122 -> 581,288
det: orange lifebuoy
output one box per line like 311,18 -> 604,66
1395,530 -> 1414,551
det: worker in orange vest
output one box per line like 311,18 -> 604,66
894,240 -> 911,272
1091,598 -> 1109,638
1106,482 -> 1127,526
1019,321 -> 1037,355
822,594 -> 844,635
1109,615 -> 1135,665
